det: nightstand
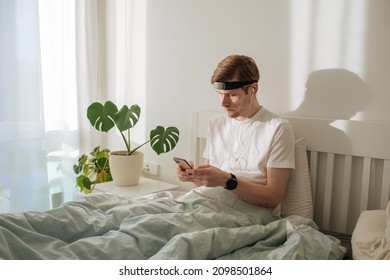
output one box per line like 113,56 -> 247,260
92,177 -> 178,198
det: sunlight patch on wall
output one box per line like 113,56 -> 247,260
289,0 -> 312,110
289,0 -> 367,114
341,0 -> 367,75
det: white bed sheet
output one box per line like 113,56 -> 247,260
0,187 -> 347,260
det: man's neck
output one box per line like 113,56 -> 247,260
236,103 -> 262,121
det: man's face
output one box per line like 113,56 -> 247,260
217,87 -> 252,120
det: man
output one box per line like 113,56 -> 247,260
177,54 -> 295,215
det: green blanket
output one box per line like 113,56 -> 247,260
0,187 -> 346,259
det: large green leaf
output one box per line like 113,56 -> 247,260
150,126 -> 180,155
114,104 -> 141,132
87,101 -> 118,132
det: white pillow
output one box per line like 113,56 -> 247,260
281,138 -> 313,219
352,200 -> 390,260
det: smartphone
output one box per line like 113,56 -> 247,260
173,157 -> 192,170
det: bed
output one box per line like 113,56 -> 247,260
192,112 -> 390,260
0,112 -> 389,260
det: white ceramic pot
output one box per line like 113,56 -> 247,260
109,150 -> 143,186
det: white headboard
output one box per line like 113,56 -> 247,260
191,111 -> 390,234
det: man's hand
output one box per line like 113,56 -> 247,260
185,164 -> 230,187
176,160 -> 195,182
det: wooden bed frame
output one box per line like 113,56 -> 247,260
191,111 -> 390,235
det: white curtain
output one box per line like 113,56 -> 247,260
74,0 -> 147,152
0,0 -> 144,213
0,0 -> 49,212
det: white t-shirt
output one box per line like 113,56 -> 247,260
203,107 -> 295,185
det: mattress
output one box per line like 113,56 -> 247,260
351,203 -> 389,260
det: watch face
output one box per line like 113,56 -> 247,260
226,176 -> 237,190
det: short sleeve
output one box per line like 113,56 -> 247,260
267,122 -> 295,169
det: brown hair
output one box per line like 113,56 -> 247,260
210,55 -> 260,84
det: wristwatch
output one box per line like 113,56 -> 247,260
225,173 -> 238,190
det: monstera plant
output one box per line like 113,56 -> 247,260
87,101 -> 180,155
74,101 -> 180,192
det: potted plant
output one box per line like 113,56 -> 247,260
73,146 -> 112,194
74,101 -> 180,191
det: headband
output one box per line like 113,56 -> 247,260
212,80 -> 257,90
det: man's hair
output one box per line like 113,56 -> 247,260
210,55 -> 260,84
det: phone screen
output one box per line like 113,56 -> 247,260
173,157 -> 192,170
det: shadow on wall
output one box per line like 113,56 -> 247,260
286,68 -> 371,155
290,68 -> 371,119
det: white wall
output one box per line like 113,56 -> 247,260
129,0 -> 390,185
